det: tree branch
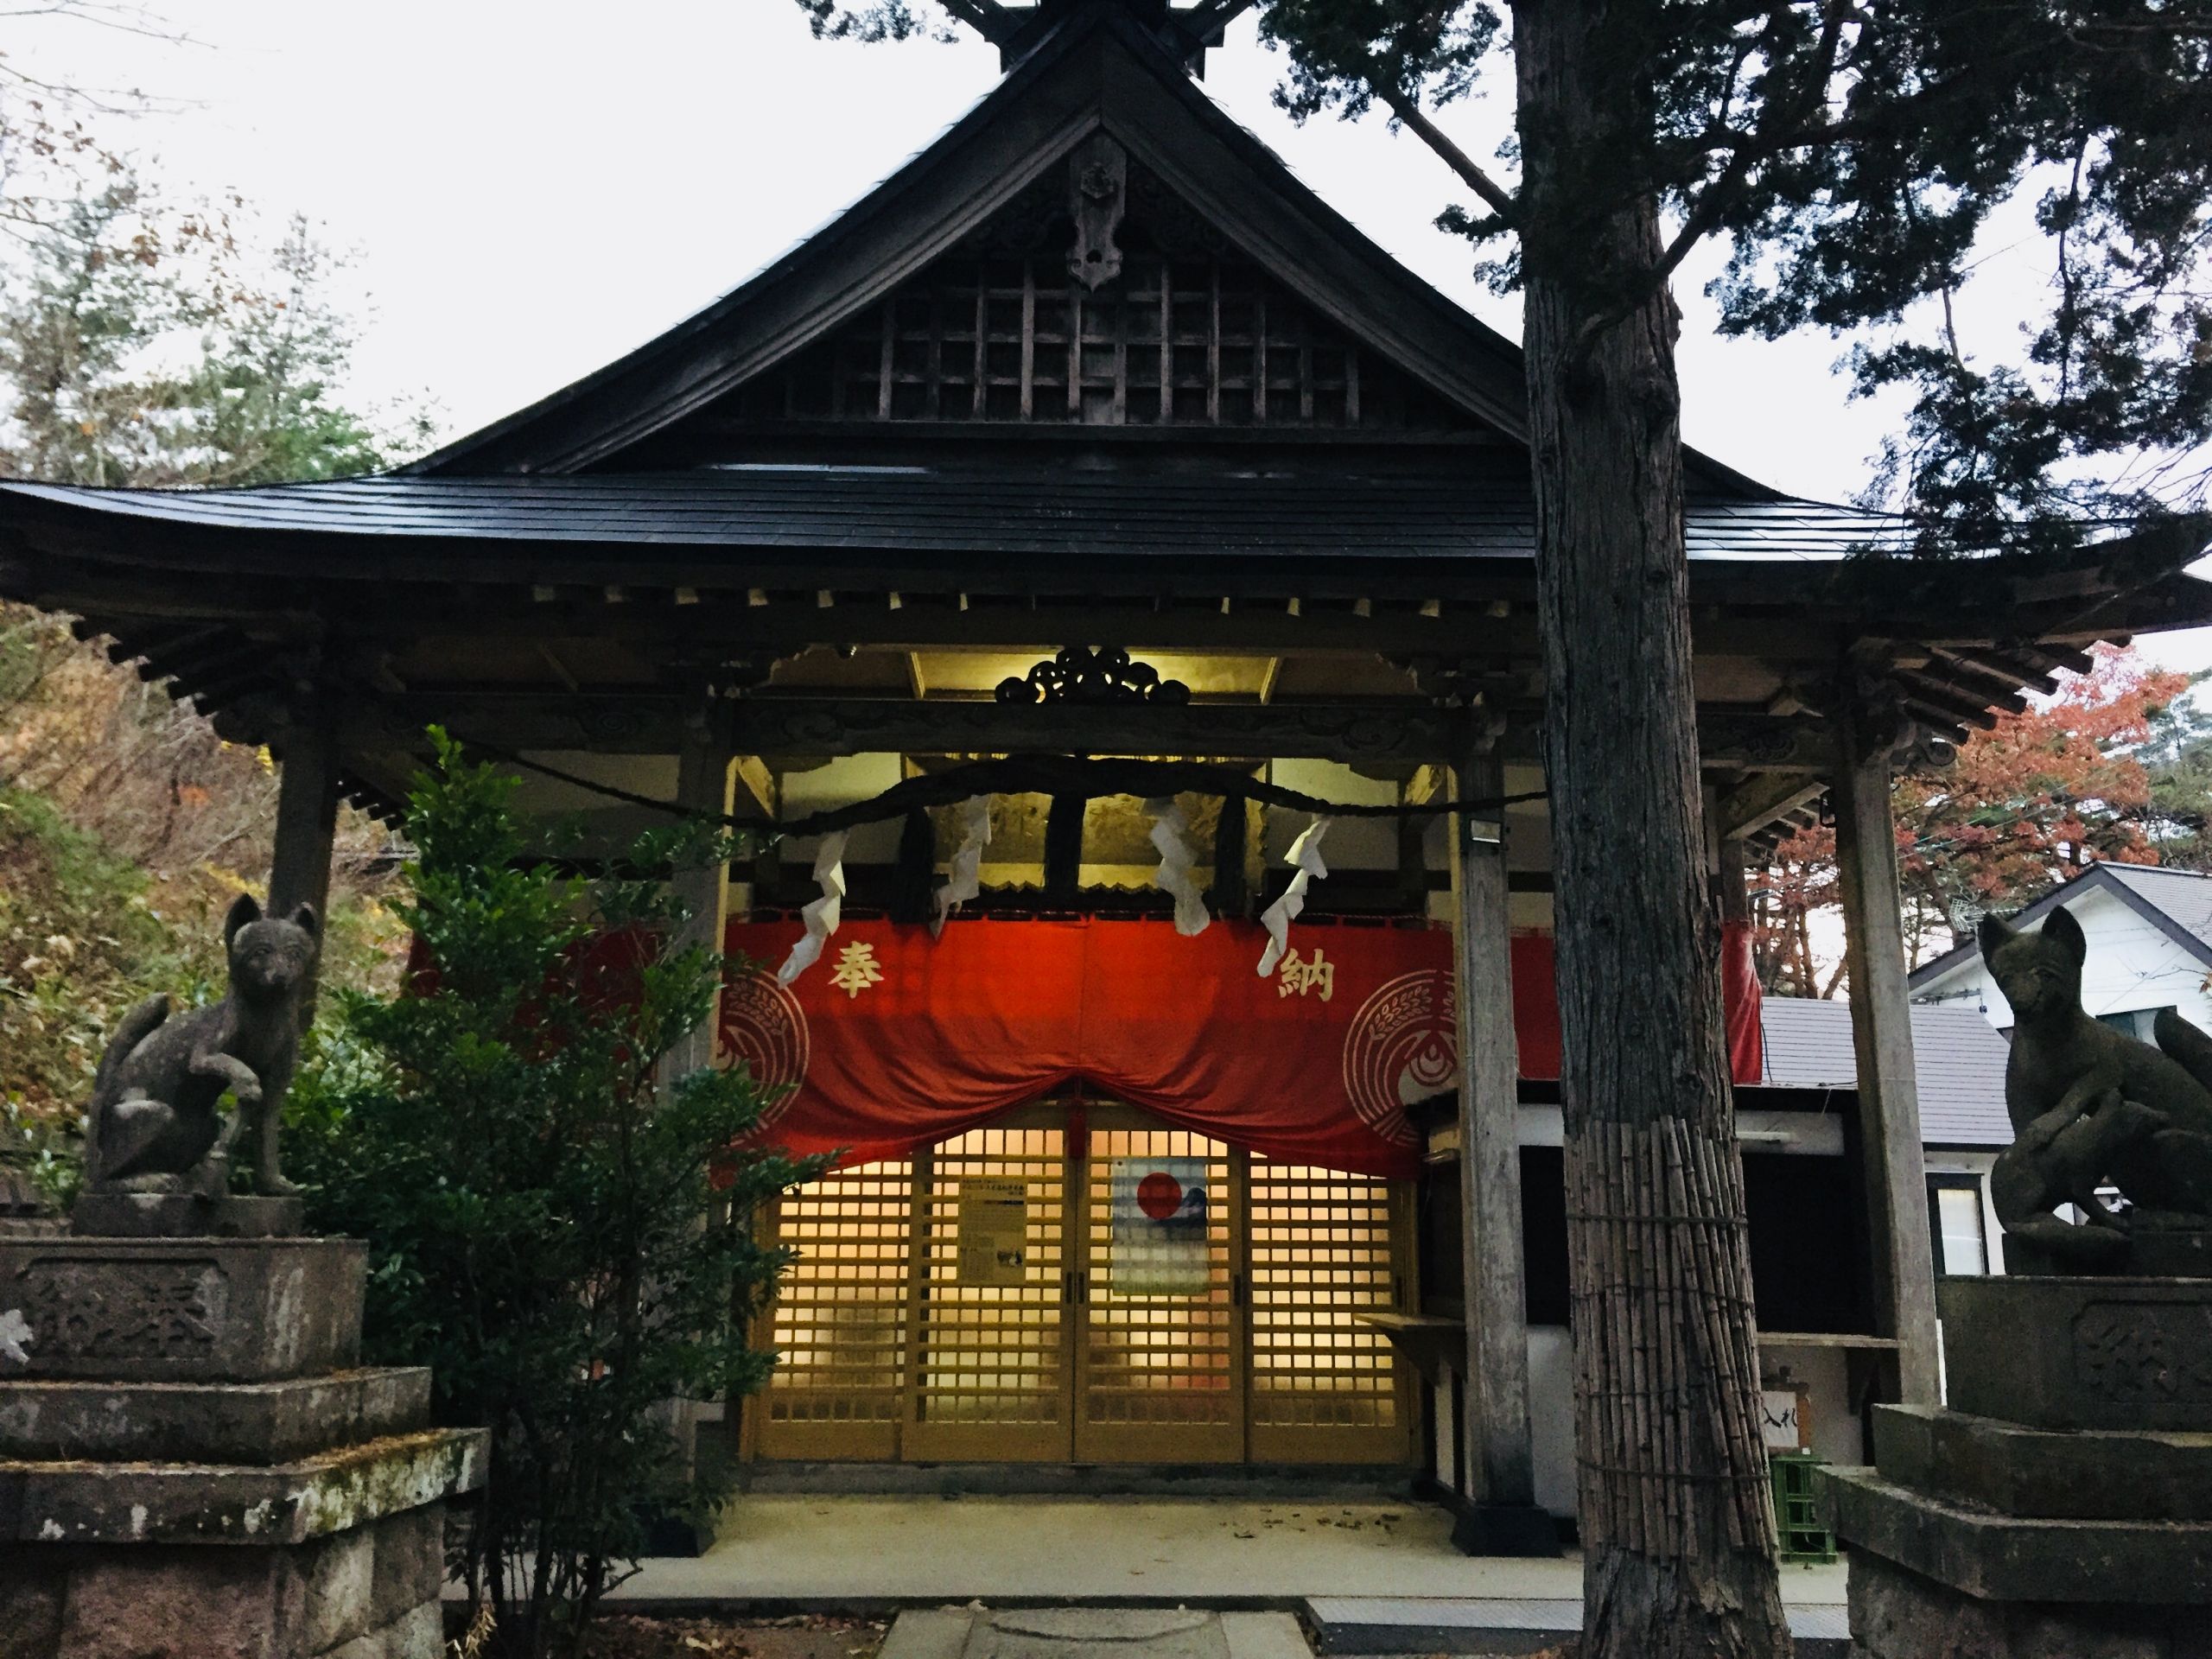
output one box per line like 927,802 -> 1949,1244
937,0 -> 1016,42
1175,0 -> 1261,41
1373,79 -> 1517,226
1656,0 -> 1853,283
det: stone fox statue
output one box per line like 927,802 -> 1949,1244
86,894 -> 318,1198
1982,904 -> 2212,1264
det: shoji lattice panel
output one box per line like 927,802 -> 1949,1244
1247,1159 -> 1408,1463
759,1160 -> 912,1459
906,1125 -> 1072,1460
742,257 -> 1458,430
1077,1125 -> 1242,1461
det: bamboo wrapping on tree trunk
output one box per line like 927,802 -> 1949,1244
1567,1117 -> 1772,1558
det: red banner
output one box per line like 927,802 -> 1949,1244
720,918 -> 1762,1180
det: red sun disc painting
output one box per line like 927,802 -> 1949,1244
1135,1171 -> 1185,1220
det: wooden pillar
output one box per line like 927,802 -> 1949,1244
663,707 -> 737,1084
269,706 -> 340,923
1832,715 -> 1942,1406
1449,745 -> 1554,1553
1716,836 -> 1751,930
267,705 -> 342,1034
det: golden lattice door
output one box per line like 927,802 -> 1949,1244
752,1103 -> 1412,1467
904,1116 -> 1074,1460
755,1159 -> 912,1459
1247,1157 -> 1409,1463
1074,1112 -> 1244,1462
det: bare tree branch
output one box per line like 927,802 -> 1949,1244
1175,0 -> 1262,42
1372,77 -> 1517,226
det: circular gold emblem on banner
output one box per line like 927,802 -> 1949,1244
1341,970 -> 1454,1147
719,970 -> 811,1124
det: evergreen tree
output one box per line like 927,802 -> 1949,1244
792,6 -> 2211,1649
291,737 -> 824,1658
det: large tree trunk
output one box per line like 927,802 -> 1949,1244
1510,3 -> 1791,1656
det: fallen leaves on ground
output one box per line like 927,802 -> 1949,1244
582,1616 -> 887,1659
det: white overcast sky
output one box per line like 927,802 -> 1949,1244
17,0 -> 2212,669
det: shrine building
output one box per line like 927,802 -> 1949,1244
5,0 -> 2209,1548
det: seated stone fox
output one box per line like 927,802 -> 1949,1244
1982,904 -> 2212,1263
86,894 -> 319,1198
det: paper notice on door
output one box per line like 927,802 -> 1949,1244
1109,1156 -> 1211,1296
956,1178 -> 1030,1287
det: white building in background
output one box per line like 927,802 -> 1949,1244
1758,996 -> 2016,1277
1910,861 -> 2212,1042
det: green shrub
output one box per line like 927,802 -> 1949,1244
290,733 -> 822,1657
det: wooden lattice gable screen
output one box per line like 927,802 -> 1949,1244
696,163 -> 1473,435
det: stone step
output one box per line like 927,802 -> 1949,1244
1821,1466 -> 2212,1605
0,1425 -> 488,1548
0,1367 -> 432,1465
1301,1596 -> 1850,1657
1872,1403 -> 2212,1522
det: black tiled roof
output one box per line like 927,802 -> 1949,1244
0,469 -> 1901,563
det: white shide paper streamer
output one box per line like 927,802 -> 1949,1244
1255,817 -> 1332,976
777,830 -> 849,984
932,794 -> 993,937
1144,797 -> 1211,937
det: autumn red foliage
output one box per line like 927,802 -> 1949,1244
1753,645 -> 2191,994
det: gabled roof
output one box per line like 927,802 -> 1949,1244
401,1 -> 1761,490
1907,861 -> 2212,992
1759,996 -> 2013,1147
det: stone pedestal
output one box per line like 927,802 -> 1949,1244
0,1224 -> 486,1659
1824,1274 -> 2212,1658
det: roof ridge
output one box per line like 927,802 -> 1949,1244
2095,858 -> 2212,881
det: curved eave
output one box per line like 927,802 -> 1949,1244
0,471 -> 1902,601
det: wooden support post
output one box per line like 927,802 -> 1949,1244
663,708 -> 737,1084
270,704 -> 341,1033
1449,745 -> 1555,1554
1717,836 -> 1751,931
269,707 -> 340,923
1833,715 -> 1943,1407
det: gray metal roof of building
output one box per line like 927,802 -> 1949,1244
2094,863 -> 2212,947
1759,995 -> 2013,1147
0,469 -> 1900,564
1909,861 -> 2212,990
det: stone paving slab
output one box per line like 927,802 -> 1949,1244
607,1496 -> 1850,1613
880,1609 -> 1306,1659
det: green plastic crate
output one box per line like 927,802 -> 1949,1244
1769,1451 -> 1837,1564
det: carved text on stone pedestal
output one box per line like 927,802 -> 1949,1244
10,1256 -> 229,1360
2073,1300 -> 2212,1403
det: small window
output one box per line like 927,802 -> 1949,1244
2095,1007 -> 2176,1043
1928,1177 -> 1989,1276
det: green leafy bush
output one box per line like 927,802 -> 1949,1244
291,734 -> 822,1656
